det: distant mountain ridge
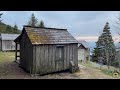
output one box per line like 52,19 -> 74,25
0,22 -> 21,34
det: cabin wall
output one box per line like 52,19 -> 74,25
78,49 -> 86,61
78,48 -> 90,62
33,44 -> 78,75
1,40 -> 19,51
20,31 -> 33,73
2,40 -> 14,51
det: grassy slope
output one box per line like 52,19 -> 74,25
81,61 -> 120,78
0,52 -> 15,78
0,22 -> 21,34
0,52 -> 15,62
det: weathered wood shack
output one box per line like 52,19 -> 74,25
14,26 -> 78,75
78,40 -> 90,62
0,33 -> 20,51
115,42 -> 120,64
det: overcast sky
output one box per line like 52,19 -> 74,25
0,11 -> 120,47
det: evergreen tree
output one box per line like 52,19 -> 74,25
0,22 -> 21,34
13,24 -> 19,33
92,46 -> 99,62
5,25 -> 13,33
38,20 -> 45,27
93,22 -> 116,68
28,13 -> 38,27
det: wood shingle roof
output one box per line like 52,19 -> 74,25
15,26 -> 78,45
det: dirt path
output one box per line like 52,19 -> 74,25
76,64 -> 114,79
0,60 -> 117,79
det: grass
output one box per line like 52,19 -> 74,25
100,68 -> 113,76
80,61 -> 96,68
0,51 -> 15,62
99,67 -> 120,78
80,61 -> 120,78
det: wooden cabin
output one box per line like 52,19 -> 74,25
78,40 -> 90,62
14,26 -> 78,75
0,33 -> 20,51
115,42 -> 120,63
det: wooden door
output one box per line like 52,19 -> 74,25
55,46 -> 64,71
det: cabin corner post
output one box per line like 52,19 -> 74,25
15,42 -> 17,61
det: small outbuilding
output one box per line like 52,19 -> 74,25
0,33 -> 20,51
78,40 -> 90,62
115,42 -> 120,63
14,26 -> 78,75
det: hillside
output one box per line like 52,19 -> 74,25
0,22 -> 21,34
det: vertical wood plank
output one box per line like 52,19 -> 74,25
40,45 -> 43,74
74,44 -> 78,67
76,44 -> 78,66
73,44 -> 75,65
44,45 -> 47,73
35,46 -> 39,73
64,45 -> 66,70
65,45 -> 67,70
38,45 -> 41,74
65,45 -> 67,69
45,45 -> 49,73
48,45 -> 52,73
40,45 -> 44,74
26,39 -> 28,72
33,46 -> 36,74
38,46 -> 41,73
67,45 -> 69,69
30,45 -> 32,72
70,44 -> 72,61
55,46 -> 58,71
52,45 -> 55,72
50,45 -> 53,72
53,45 -> 56,72
15,43 -> 17,60
55,45 -> 57,71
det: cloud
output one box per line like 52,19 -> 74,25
1,11 -> 120,45
75,35 -> 120,43
75,36 -> 98,42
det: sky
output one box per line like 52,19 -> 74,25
0,11 -> 120,48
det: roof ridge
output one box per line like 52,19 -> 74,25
23,25 -> 67,30
0,33 -> 20,35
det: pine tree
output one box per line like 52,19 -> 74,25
28,13 -> 38,27
13,24 -> 19,33
92,46 -> 99,62
93,22 -> 116,68
5,25 -> 13,34
39,20 -> 45,27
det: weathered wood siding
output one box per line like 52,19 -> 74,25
78,49 -> 85,61
1,40 -> 20,51
78,47 -> 90,62
33,44 -> 78,75
20,31 -> 33,73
